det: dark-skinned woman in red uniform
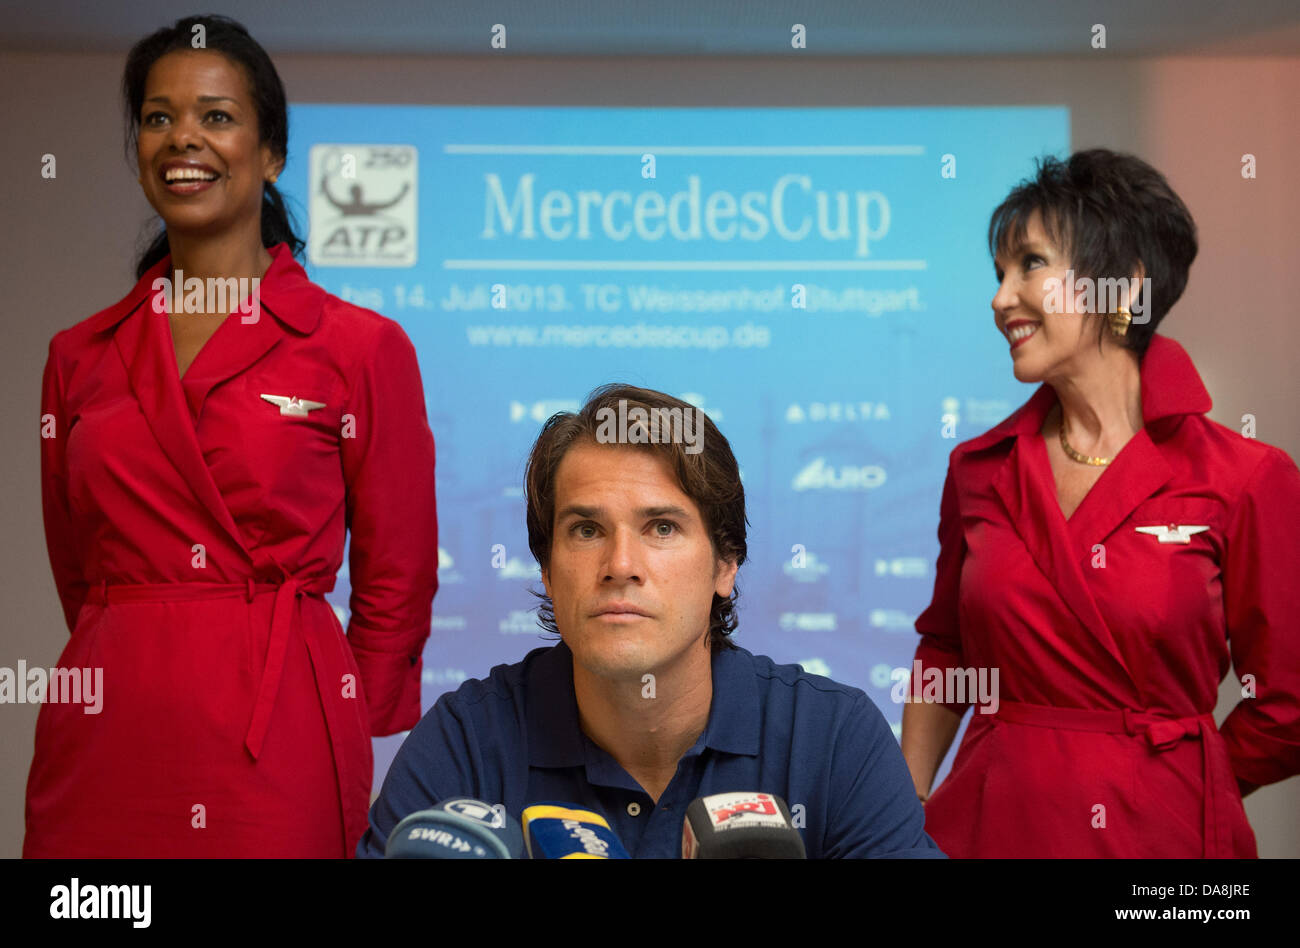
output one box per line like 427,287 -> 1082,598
902,149 -> 1300,857
26,15 -> 439,857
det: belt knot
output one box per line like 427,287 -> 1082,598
1121,708 -> 1202,751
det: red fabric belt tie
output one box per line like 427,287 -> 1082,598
86,577 -> 336,760
991,700 -> 1228,858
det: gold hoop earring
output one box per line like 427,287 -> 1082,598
1108,307 -> 1131,337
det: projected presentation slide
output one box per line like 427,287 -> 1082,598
281,104 -> 1069,781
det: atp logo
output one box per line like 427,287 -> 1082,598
309,144 -> 418,267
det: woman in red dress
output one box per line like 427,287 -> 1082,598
901,149 -> 1300,857
26,15 -> 439,857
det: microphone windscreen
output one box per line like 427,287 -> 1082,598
682,792 -> 806,859
386,798 -> 523,858
522,803 -> 631,859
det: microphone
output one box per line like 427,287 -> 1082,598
521,803 -> 631,859
681,792 -> 807,858
385,798 -> 524,859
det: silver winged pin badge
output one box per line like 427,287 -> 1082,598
1135,524 -> 1210,544
260,394 -> 326,417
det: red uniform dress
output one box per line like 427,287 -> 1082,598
27,242 -> 438,857
913,334 -> 1300,858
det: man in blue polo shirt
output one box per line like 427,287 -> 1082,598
359,384 -> 944,858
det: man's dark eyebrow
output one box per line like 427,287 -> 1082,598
639,505 -> 691,520
554,504 -> 693,521
556,504 -> 603,522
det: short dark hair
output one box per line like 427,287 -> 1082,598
123,14 -> 304,277
988,149 -> 1198,356
524,384 -> 748,653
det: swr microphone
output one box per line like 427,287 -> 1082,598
385,798 -> 524,858
521,803 -> 631,859
682,792 -> 807,858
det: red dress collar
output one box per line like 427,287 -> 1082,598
87,242 -> 325,335
972,334 -> 1212,451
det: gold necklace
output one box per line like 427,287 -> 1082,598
1059,420 -> 1112,466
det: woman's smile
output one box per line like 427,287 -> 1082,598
158,159 -> 223,195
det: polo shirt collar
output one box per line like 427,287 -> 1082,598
525,641 -> 586,768
526,639 -> 761,768
701,644 -> 761,756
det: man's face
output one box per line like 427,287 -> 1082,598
542,441 -> 738,684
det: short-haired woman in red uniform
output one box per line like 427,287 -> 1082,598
901,149 -> 1300,857
26,15 -> 439,857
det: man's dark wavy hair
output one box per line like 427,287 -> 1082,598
524,384 -> 748,653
